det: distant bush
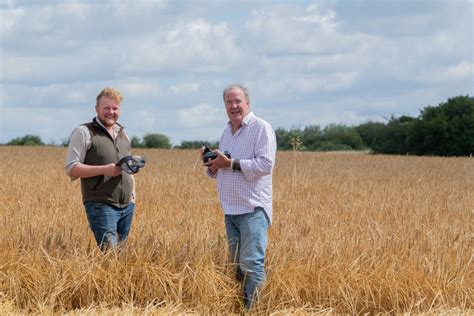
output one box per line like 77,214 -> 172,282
7,134 -> 44,146
322,124 -> 364,150
275,95 -> 473,156
142,133 -> 172,149
408,95 -> 474,156
371,115 -> 416,155
175,140 -> 219,149
355,121 -> 385,149
130,136 -> 144,148
6,95 -> 471,156
276,124 -> 363,152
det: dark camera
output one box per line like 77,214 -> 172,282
202,146 -> 231,163
116,155 -> 146,174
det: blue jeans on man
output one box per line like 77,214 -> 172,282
84,202 -> 135,250
225,207 -> 269,309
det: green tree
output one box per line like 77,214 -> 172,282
301,125 -> 323,150
142,133 -> 172,149
175,140 -> 218,149
7,134 -> 44,146
275,127 -> 290,150
355,121 -> 386,149
371,116 -> 416,154
322,124 -> 363,150
130,136 -> 144,148
409,96 -> 474,156
275,127 -> 303,150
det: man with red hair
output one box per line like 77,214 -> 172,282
65,87 -> 136,250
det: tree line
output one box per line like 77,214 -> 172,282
3,95 -> 473,156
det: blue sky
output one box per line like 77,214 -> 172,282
1,0 -> 473,145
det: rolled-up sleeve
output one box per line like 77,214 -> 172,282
65,126 -> 90,180
240,123 -> 276,181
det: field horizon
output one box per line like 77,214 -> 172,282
0,147 -> 472,314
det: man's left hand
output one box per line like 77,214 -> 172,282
204,149 -> 231,172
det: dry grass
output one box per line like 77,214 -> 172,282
0,146 -> 472,314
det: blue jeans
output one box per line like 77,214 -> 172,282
84,202 -> 135,250
225,207 -> 269,310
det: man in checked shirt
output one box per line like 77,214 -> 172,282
200,83 -> 277,310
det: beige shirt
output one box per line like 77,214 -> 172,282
64,117 -> 130,180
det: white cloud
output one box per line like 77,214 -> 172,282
445,62 -> 474,81
295,72 -> 358,93
111,0 -> 166,17
1,83 -> 91,107
413,62 -> 474,84
127,109 -> 160,133
245,4 -> 342,56
298,3 -> 336,27
119,81 -> 163,99
178,103 -> 221,128
119,19 -> 242,76
0,6 -> 24,32
1,105 -> 91,142
63,91 -> 88,104
1,5 -> 54,34
170,82 -> 200,94
57,2 -> 90,20
0,0 -> 472,145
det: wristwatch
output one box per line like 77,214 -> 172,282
232,159 -> 241,172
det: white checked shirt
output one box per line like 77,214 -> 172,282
209,112 -> 277,224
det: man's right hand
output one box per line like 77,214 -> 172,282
70,162 -> 122,179
103,163 -> 122,177
199,146 -> 218,175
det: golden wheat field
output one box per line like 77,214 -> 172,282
0,146 -> 472,314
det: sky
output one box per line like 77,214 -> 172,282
1,0 -> 473,145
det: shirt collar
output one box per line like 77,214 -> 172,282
227,111 -> 255,128
242,111 -> 255,126
93,116 -> 123,133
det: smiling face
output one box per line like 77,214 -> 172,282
224,87 -> 250,131
95,96 -> 121,128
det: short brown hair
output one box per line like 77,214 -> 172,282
96,87 -> 123,106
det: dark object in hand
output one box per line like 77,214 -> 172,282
202,146 -> 231,163
116,155 -> 146,174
